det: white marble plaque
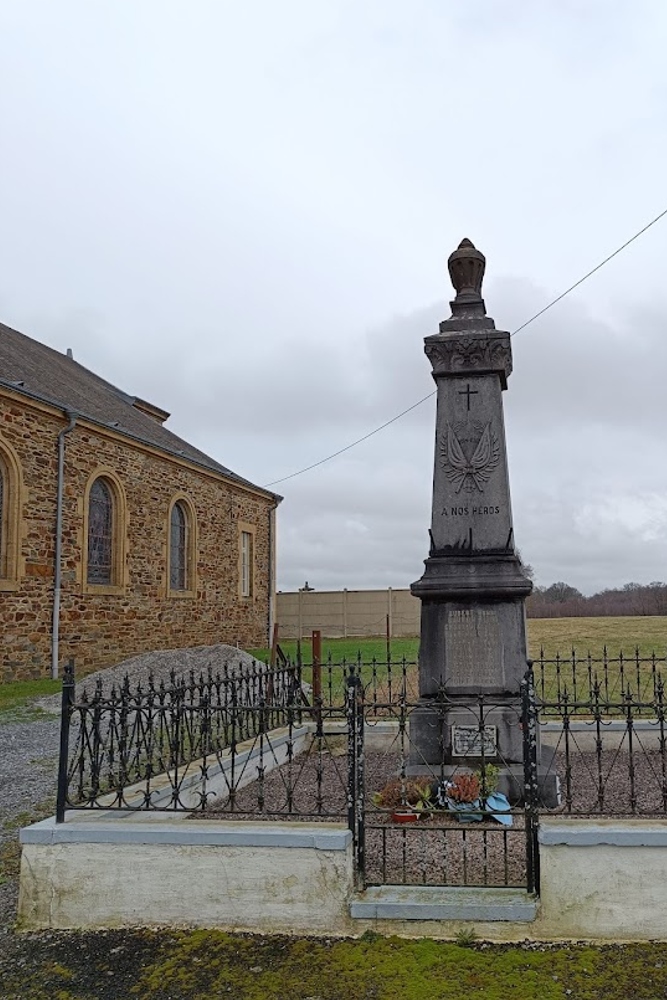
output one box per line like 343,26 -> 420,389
452,725 -> 498,758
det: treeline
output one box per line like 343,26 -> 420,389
526,581 -> 667,618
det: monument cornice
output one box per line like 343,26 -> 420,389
411,553 -> 533,601
424,329 -> 513,388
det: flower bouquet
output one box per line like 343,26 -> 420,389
433,766 -> 513,826
372,777 -> 433,823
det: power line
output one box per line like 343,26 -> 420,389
510,206 -> 667,337
265,390 -> 436,487
264,206 -> 667,488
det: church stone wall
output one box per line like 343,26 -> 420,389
0,393 -> 275,681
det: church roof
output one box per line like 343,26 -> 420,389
0,321 -> 277,499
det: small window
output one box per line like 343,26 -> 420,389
169,501 -> 188,591
87,478 -> 114,585
241,530 -> 253,597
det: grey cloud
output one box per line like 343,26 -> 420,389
2,1 -> 667,598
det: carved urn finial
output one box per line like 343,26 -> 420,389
447,238 -> 486,314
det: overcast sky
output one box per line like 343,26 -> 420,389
2,1 -> 667,595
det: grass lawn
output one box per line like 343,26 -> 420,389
3,929 -> 667,999
0,677 -> 60,722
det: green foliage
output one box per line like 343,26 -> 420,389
475,763 -> 500,795
372,777 -> 432,811
454,926 -> 478,947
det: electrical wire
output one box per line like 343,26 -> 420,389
510,207 -> 667,337
265,390 -> 436,487
264,206 -> 667,489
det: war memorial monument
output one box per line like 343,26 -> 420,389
410,238 -> 557,804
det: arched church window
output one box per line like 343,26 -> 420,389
169,501 -> 188,591
0,438 -> 22,587
0,460 -> 5,576
87,478 -> 114,585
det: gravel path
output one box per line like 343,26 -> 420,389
0,716 -> 60,932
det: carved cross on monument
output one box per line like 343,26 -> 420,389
409,239 -> 557,804
458,383 -> 478,411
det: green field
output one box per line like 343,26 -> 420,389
2,618 -> 667,711
252,616 -> 667,663
248,617 -> 667,706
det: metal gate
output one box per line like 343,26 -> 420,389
346,668 -> 541,894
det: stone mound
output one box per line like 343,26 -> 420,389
36,644 -> 266,714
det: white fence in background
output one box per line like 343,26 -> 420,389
275,588 -> 420,639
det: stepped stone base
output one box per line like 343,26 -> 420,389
350,885 -> 538,922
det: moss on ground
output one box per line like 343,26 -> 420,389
2,930 -> 667,1000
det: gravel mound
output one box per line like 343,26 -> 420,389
36,643 -> 266,713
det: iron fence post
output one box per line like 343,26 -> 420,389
355,665 -> 365,889
346,664 -> 365,888
521,661 -> 540,895
56,657 -> 75,823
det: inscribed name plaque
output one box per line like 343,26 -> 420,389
451,725 -> 498,758
444,608 -> 504,689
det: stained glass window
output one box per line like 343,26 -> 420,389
0,463 -> 4,575
87,478 -> 113,585
170,502 -> 188,590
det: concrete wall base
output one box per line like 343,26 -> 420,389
17,814 -> 667,941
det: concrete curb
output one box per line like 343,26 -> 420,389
20,816 -> 352,851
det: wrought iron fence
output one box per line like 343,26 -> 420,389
55,656 -> 345,818
533,647 -> 667,711
56,653 -> 667,849
292,653 -> 419,715
285,646 -> 667,716
346,676 -> 541,892
537,671 -> 667,816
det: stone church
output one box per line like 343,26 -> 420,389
0,321 -> 280,682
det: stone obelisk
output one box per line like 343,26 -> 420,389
410,239 -> 554,802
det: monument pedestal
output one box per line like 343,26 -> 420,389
407,700 -> 560,808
